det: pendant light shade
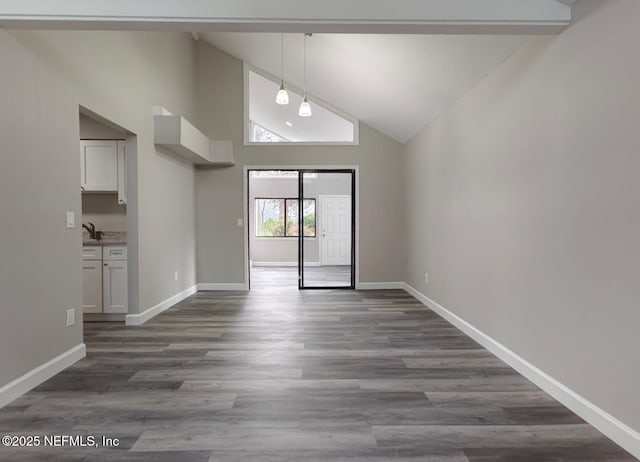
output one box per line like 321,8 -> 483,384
275,34 -> 289,105
276,82 -> 289,105
298,96 -> 312,117
299,33 -> 312,117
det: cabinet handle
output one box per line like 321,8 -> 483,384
104,263 -> 108,267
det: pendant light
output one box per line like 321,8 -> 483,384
298,33 -> 312,117
276,33 -> 289,105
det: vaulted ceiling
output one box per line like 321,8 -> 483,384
201,33 -> 532,143
2,0 -> 575,143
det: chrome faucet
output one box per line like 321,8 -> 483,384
82,222 -> 97,240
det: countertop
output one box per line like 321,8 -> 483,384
83,231 -> 127,247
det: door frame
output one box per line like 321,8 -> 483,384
79,106 -> 139,322
244,165 -> 360,291
299,170 -> 356,290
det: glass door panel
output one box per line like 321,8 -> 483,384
299,170 -> 354,289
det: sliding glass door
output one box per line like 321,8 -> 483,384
298,170 -> 355,289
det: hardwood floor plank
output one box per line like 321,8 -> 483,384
131,425 -> 377,451
372,423 -> 609,449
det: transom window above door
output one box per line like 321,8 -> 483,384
245,66 -> 359,145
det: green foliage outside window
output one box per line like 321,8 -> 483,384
256,198 -> 315,237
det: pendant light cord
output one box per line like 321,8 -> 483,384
281,33 -> 285,82
303,33 -> 307,97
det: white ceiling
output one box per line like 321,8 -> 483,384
201,33 -> 532,143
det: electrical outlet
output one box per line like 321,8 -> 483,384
424,272 -> 429,284
66,308 -> 75,327
174,271 -> 179,281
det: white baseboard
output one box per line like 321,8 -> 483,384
252,261 -> 321,267
126,285 -> 197,326
198,283 -> 249,291
0,343 -> 86,409
357,282 -> 405,290
402,283 -> 640,460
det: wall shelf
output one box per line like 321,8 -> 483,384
153,107 -> 234,166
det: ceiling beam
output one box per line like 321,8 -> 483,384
0,0 -> 571,34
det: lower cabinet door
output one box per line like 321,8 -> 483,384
83,260 -> 103,313
103,260 -> 128,313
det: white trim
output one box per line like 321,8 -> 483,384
357,282 -> 405,290
250,172 -> 317,180
0,2 -> 571,35
244,165 -> 360,291
243,63 -> 360,147
0,343 -> 86,409
125,285 -> 197,326
198,283 -> 249,291
252,261 -> 321,267
401,283 -> 640,460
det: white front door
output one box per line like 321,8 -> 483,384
320,195 -> 352,266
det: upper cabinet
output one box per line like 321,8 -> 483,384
80,140 -> 127,204
80,140 -> 118,192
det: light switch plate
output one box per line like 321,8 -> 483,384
66,308 -> 75,327
237,218 -> 243,227
424,272 -> 429,284
66,211 -> 75,229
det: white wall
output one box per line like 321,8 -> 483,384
195,42 -> 406,285
404,0 -> 640,434
0,30 -> 197,390
79,113 -> 125,140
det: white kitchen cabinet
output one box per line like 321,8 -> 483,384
82,246 -> 101,260
80,140 -> 118,192
117,140 -> 127,205
82,251 -> 103,314
103,246 -> 128,314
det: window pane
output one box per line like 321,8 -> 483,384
286,200 -> 299,236
283,199 -> 315,237
256,199 -> 285,236
303,199 -> 316,237
251,123 -> 287,143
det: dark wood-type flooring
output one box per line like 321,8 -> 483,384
0,283 -> 635,461
251,266 -> 352,289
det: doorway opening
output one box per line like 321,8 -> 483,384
79,108 -> 138,331
247,169 -> 356,291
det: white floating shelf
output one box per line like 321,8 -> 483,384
153,107 -> 234,166
210,140 -> 234,165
